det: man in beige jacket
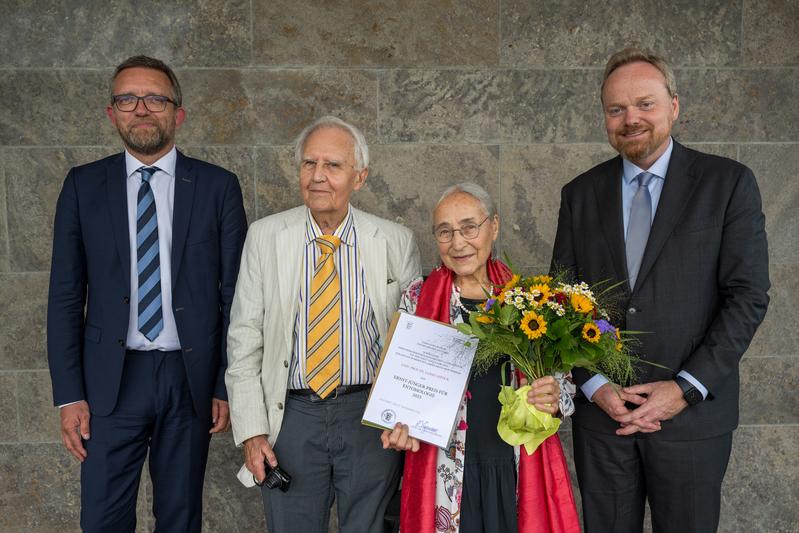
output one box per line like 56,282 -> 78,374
226,116 -> 421,533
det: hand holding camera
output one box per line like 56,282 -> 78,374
243,434 -> 291,491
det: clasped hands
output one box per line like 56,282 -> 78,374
380,376 -> 561,452
593,380 -> 688,436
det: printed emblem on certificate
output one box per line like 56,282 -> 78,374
362,312 -> 477,448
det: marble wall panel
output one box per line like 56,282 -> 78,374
362,144 -> 500,268
0,70 -> 115,146
245,70 -> 380,146
747,264 -> 798,357
253,0 -> 499,67
0,161 -> 8,272
18,371 -> 60,442
676,68 -> 799,142
739,356 -> 799,425
499,143 -> 617,267
739,144 -> 799,265
501,0 -> 741,67
0,444 -> 81,532
0,373 -> 17,442
0,0 -> 251,68
4,147 -> 116,271
0,273 -> 49,370
742,0 -> 799,66
720,426 -> 799,532
254,146 -> 300,220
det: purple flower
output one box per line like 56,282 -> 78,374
594,319 -> 615,335
485,298 -> 496,311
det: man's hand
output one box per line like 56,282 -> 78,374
381,423 -> 421,452
60,401 -> 90,462
615,380 -> 688,435
244,434 -> 277,485
592,382 -> 661,435
209,398 -> 231,433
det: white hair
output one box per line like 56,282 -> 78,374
434,182 -> 497,227
293,115 -> 369,171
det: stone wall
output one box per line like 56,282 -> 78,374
1,1 -> 796,531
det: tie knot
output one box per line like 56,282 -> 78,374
138,166 -> 159,183
636,171 -> 656,188
316,235 -> 341,255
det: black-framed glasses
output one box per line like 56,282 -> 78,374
434,216 -> 490,243
112,94 -> 177,112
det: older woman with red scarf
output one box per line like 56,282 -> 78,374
381,183 -> 579,533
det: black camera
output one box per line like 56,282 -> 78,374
255,462 -> 291,492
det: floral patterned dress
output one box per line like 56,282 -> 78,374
399,278 -> 575,533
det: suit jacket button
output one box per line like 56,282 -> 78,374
628,307 -> 637,314
277,402 -> 284,410
283,360 -> 289,368
118,339 -> 125,346
123,296 -> 130,304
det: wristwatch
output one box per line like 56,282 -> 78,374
674,375 -> 703,406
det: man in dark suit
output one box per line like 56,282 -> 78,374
47,55 -> 247,532
551,48 -> 769,533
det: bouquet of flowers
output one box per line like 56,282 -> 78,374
457,269 -> 638,454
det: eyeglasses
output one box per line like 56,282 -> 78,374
434,216 -> 489,243
112,94 -> 177,112
300,159 -> 356,176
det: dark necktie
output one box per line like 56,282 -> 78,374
136,167 -> 163,341
625,171 -> 655,291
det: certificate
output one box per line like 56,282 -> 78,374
362,312 -> 477,448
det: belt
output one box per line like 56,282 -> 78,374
288,384 -> 371,399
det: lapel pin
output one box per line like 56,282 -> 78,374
387,278 -> 395,284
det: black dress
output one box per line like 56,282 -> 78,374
458,297 -> 518,533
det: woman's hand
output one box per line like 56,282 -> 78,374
524,375 -> 561,415
380,423 -> 421,452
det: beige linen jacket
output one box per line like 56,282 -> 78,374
226,205 -> 421,485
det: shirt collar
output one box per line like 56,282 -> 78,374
305,204 -> 356,247
622,136 -> 673,184
125,146 -> 177,180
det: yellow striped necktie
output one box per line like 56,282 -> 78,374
306,235 -> 342,398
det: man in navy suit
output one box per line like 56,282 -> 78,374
551,48 -> 769,532
47,55 -> 247,532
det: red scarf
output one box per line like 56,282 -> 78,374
400,260 -> 580,533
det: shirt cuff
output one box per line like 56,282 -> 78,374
581,374 -> 609,402
58,401 -> 81,408
677,370 -> 709,400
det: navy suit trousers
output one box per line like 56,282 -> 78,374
80,350 -> 212,533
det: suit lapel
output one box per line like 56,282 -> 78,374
106,154 -> 131,284
634,142 -> 699,291
277,211 -> 305,352
171,151 -> 196,287
592,157 -> 628,285
354,210 -> 388,339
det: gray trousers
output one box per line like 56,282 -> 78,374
261,389 -> 401,533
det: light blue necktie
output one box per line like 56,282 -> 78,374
136,167 -> 163,341
625,171 -> 655,290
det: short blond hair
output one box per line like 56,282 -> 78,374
601,48 -> 677,99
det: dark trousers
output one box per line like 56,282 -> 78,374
262,389 -> 401,533
573,425 -> 732,533
80,350 -> 212,533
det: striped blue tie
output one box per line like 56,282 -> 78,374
136,167 -> 163,341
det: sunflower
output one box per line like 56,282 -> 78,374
529,284 -> 552,306
615,341 -> 623,352
476,314 -> 494,324
533,275 -> 553,284
582,322 -> 601,343
520,311 -> 547,340
571,293 -> 594,314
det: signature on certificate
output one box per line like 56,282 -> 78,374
413,419 -> 440,435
